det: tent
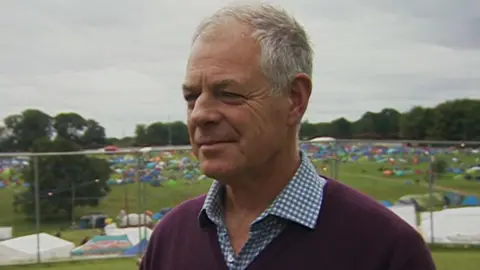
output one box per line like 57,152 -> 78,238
420,207 -> 480,244
0,233 -> 74,264
310,137 -> 336,143
388,205 -> 417,229
395,193 -> 445,211
123,239 -> 148,256
71,235 -> 131,256
117,213 -> 153,227
152,208 -> 172,221
106,226 -> 152,246
443,191 -> 464,207
464,167 -> 480,181
462,195 -> 480,206
0,227 -> 12,241
78,214 -> 108,229
378,200 -> 393,207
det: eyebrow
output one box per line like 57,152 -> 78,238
182,79 -> 238,93
182,83 -> 196,92
211,79 -> 236,91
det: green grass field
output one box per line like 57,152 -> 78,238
1,154 -> 480,269
3,250 -> 480,270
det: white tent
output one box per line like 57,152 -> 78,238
117,213 -> 153,227
420,207 -> 480,245
106,226 -> 152,246
0,233 -> 74,264
309,137 -> 336,143
0,227 -> 12,241
388,205 -> 417,230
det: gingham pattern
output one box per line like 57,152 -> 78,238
199,150 -> 326,270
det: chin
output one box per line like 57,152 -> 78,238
199,159 -> 238,180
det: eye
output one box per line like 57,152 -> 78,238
217,91 -> 245,105
183,94 -> 198,110
183,94 -> 199,102
220,91 -> 241,98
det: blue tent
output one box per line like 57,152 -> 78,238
124,239 -> 149,256
461,195 -> 480,206
379,200 -> 393,207
444,191 -> 463,206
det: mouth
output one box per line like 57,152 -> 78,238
197,140 -> 234,148
198,141 -> 232,146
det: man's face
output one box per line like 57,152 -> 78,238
182,24 -> 291,180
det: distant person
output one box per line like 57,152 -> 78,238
140,3 -> 435,270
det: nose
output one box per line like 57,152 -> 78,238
189,93 -> 221,127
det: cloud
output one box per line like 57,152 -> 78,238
363,0 -> 480,50
0,0 -> 478,136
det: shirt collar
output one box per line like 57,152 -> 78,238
198,150 -> 326,230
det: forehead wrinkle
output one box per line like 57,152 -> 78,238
186,56 -> 254,89
185,21 -> 269,95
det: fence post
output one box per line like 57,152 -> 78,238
334,142 -> 340,180
136,153 -> 143,258
329,157 -> 335,179
71,182 -> 75,227
328,143 -> 335,179
33,156 -> 41,263
427,154 -> 435,245
141,152 -> 148,254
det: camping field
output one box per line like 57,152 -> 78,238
3,160 -> 480,242
0,146 -> 479,269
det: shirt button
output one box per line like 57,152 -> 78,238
227,254 -> 235,263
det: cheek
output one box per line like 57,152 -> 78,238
235,110 -> 266,139
240,112 -> 277,146
186,119 -> 194,138
187,121 -> 198,156
258,107 -> 289,144
259,105 -> 286,133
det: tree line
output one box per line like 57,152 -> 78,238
1,98 -> 479,153
1,98 -> 479,223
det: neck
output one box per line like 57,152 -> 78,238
223,140 -> 301,217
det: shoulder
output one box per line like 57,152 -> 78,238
155,195 -> 206,232
321,179 -> 423,243
149,195 -> 206,243
141,195 -> 206,269
322,179 -> 414,229
321,180 -> 435,268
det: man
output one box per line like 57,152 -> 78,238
140,3 -> 436,270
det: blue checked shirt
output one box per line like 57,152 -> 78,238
199,151 -> 327,270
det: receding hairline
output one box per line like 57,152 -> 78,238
192,18 -> 256,47
191,3 -> 284,45
190,3 -> 314,95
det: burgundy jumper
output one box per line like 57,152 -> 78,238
140,179 -> 436,270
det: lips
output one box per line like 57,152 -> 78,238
194,132 -> 236,147
197,140 -> 232,146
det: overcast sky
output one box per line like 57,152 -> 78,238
1,0 -> 479,137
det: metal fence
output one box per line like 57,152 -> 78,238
327,139 -> 480,246
0,140 -> 479,266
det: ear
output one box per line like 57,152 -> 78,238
287,73 -> 312,127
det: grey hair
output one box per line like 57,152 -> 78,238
192,3 -> 313,95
